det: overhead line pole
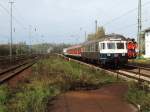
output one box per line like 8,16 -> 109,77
29,25 -> 32,55
138,0 -> 142,56
9,1 -> 14,61
85,31 -> 87,41
95,20 -> 98,33
95,20 -> 98,38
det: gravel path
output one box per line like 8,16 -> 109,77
48,83 -> 138,112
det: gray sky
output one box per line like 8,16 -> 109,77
0,0 -> 150,44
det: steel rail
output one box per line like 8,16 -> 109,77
126,64 -> 150,71
0,60 -> 37,84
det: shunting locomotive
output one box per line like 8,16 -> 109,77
127,39 -> 137,59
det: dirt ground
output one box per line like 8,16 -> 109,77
48,83 -> 138,112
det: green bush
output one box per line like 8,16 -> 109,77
126,82 -> 150,112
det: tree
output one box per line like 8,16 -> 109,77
87,26 -> 105,41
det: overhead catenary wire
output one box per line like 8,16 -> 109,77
103,0 -> 150,26
0,2 -> 43,35
0,2 -> 40,45
0,2 -> 27,30
110,19 -> 150,34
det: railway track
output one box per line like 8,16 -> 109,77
58,54 -> 150,84
0,59 -> 37,84
114,68 -> 150,83
0,54 -> 39,70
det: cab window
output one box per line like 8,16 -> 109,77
107,43 -> 115,49
117,43 -> 124,49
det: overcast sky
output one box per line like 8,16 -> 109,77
0,0 -> 150,44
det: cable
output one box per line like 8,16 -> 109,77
116,23 -> 137,31
14,7 -> 26,23
0,2 -> 27,30
110,19 -> 150,33
103,0 -> 150,26
0,2 -> 9,14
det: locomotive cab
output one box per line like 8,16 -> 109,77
99,39 -> 128,65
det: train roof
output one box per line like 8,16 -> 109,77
65,44 -> 82,50
144,27 -> 150,32
64,34 -> 127,50
83,34 -> 127,45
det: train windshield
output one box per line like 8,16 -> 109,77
117,43 -> 124,49
107,43 -> 115,49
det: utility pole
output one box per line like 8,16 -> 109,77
9,1 -> 14,60
85,31 -> 87,41
95,20 -> 98,33
138,0 -> 142,56
95,20 -> 98,38
29,25 -> 32,55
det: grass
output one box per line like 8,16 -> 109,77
126,82 -> 150,112
0,55 -> 122,112
129,58 -> 150,65
8,81 -> 60,112
0,85 -> 9,112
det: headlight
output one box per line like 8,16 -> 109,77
114,54 -> 119,57
107,53 -> 111,56
122,53 -> 125,56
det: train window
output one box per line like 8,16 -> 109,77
92,44 -> 95,51
91,44 -> 93,52
107,43 -> 115,49
88,45 -> 90,51
89,45 -> 91,51
117,43 -> 124,49
95,43 -> 99,51
101,43 -> 105,49
86,46 -> 88,52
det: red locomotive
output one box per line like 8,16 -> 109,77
127,39 -> 137,59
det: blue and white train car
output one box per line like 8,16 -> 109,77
81,34 -> 128,65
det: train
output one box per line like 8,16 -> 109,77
63,34 -> 137,66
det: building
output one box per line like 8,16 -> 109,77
144,28 -> 150,58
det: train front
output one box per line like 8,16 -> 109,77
99,38 -> 128,66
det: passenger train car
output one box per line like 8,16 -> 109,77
63,34 -> 129,66
63,45 -> 82,58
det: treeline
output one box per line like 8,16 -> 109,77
32,43 -> 71,54
0,43 -> 71,56
0,42 -> 29,56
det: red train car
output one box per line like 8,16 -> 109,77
127,39 -> 137,59
65,45 -> 82,58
